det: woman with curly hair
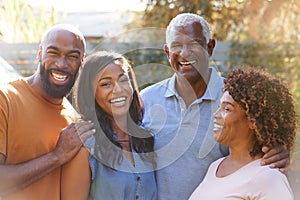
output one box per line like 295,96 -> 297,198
62,51 -> 157,200
190,67 -> 296,199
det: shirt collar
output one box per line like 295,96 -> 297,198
164,74 -> 177,98
202,67 -> 224,101
164,67 -> 224,101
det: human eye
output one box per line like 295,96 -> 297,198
223,103 -> 234,112
119,75 -> 130,84
193,39 -> 206,48
223,106 -> 230,111
46,49 -> 58,56
189,41 -> 201,47
220,103 -> 230,112
68,53 -> 80,60
171,42 -> 182,49
98,81 -> 111,87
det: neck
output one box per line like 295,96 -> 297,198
228,144 -> 263,163
176,69 -> 211,106
112,117 -> 128,140
112,117 -> 132,152
216,148 -> 262,178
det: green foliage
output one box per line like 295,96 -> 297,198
226,1 -> 300,113
0,0 -> 58,43
228,40 -> 300,112
135,0 -> 252,41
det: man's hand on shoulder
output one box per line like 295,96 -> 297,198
54,119 -> 95,165
261,145 -> 290,173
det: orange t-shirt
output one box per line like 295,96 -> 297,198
0,79 -> 78,200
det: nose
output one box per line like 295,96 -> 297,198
113,82 -> 122,94
179,44 -> 190,58
55,56 -> 67,69
213,107 -> 221,119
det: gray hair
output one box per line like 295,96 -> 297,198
166,13 -> 212,46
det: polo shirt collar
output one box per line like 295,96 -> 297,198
164,67 -> 224,101
164,74 -> 177,98
202,67 -> 224,101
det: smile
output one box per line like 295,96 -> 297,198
179,60 -> 196,65
110,97 -> 126,103
214,123 -> 224,129
51,72 -> 68,81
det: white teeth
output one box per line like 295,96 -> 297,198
214,124 -> 224,129
52,72 -> 67,81
180,60 -> 196,65
110,97 -> 126,103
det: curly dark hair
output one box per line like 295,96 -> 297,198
224,67 -> 296,157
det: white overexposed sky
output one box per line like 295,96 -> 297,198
27,0 -> 147,12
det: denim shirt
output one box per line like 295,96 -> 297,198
84,135 -> 157,200
141,68 -> 229,200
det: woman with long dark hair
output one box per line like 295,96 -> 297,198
64,51 -> 157,200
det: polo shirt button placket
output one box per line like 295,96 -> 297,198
135,175 -> 141,199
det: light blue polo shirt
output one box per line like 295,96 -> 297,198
141,67 -> 229,200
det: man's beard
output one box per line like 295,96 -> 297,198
40,63 -> 78,99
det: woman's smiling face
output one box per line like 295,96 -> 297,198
213,91 -> 252,147
95,62 -> 133,119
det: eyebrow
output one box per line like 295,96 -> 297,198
46,46 -> 81,55
221,101 -> 235,107
98,73 -> 127,82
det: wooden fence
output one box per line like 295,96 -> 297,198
0,41 -> 230,76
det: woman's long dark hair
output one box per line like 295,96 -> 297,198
74,51 -> 154,166
94,67 -> 154,154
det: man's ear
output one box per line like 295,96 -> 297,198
37,45 -> 42,62
81,55 -> 85,66
207,39 -> 216,57
164,44 -> 170,60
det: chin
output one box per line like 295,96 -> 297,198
111,110 -> 129,118
213,133 -> 222,143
